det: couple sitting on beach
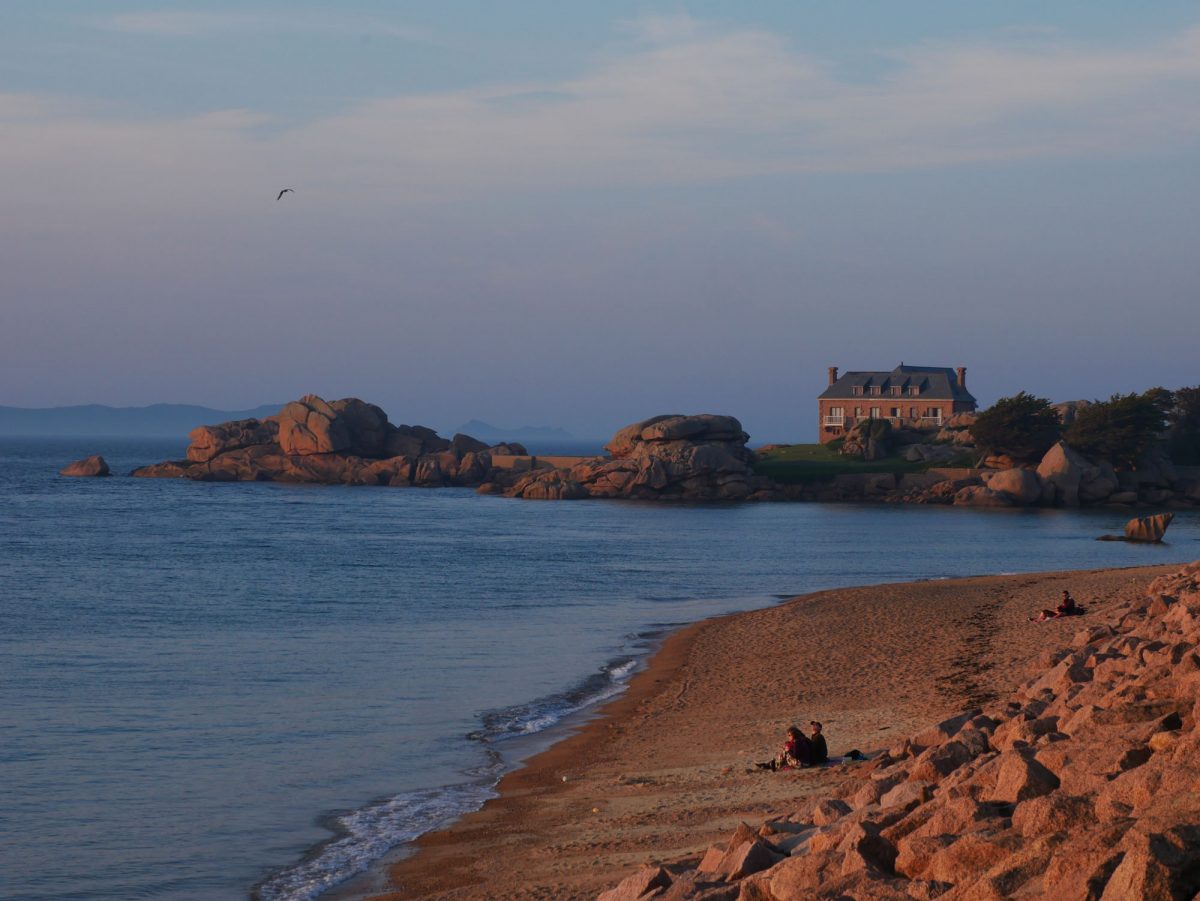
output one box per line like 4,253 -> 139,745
1032,590 -> 1086,623
757,721 -> 828,771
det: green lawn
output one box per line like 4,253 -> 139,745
754,442 -> 974,484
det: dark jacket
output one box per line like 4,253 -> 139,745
810,733 -> 828,764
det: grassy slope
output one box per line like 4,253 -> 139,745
754,442 -> 974,484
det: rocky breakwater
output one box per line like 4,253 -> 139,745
498,414 -> 780,501
599,560 -> 1200,900
133,394 -> 504,487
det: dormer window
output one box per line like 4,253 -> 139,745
908,386 -> 920,396
890,386 -> 902,396
870,386 -> 882,396
851,386 -> 863,396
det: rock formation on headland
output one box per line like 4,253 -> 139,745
133,394 -> 504,487
498,414 -> 780,501
60,454 -> 110,477
599,560 -> 1200,900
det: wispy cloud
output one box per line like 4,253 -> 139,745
5,16 -> 1200,213
85,10 -> 429,41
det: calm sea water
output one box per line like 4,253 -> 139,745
2,437 -> 1197,900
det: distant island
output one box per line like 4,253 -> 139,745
0,403 -> 283,437
454,419 -> 576,443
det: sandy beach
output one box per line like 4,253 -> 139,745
368,563 -> 1177,900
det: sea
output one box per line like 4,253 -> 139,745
2,436 -> 1197,901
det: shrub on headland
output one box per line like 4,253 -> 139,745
1167,385 -> 1200,464
1064,390 -> 1171,468
969,392 -> 1061,463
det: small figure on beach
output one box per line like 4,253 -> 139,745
1032,590 -> 1084,622
756,725 -> 812,771
809,721 -> 828,764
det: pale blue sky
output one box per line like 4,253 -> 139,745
3,3 -> 1199,440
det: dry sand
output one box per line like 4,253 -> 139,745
368,564 -> 1176,900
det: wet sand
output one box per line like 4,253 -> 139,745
367,564 -> 1175,900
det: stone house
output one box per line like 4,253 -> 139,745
817,364 -> 977,444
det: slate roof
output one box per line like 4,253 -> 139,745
818,364 -> 977,404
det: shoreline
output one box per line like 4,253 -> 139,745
360,562 -> 1178,899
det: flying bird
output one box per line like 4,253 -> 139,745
276,188 -> 294,201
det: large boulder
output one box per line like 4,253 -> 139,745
277,395 -> 352,456
1036,441 -> 1100,507
841,419 -> 893,461
1125,513 -> 1174,543
451,433 -> 490,455
1080,460 -> 1119,503
187,418 -> 278,462
329,398 -> 390,457
385,424 -> 448,458
986,468 -> 1042,505
59,455 -> 110,477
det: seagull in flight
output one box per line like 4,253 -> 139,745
276,188 -> 294,201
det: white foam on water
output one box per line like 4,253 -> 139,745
254,780 -> 498,901
256,653 -> 646,899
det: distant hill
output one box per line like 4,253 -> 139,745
455,419 -> 575,442
0,403 -> 283,437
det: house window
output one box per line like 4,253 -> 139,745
890,407 -> 901,418
852,386 -> 863,396
910,407 -> 917,418
870,386 -> 882,396
890,386 -> 902,396
854,407 -> 863,416
908,386 -> 920,396
870,407 -> 881,419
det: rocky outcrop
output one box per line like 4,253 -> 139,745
598,560 -> 1200,900
134,395 -> 500,487
504,414 -> 778,502
60,455 -> 110,477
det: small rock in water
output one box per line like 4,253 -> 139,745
60,455 -> 110,477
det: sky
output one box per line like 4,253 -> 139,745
2,2 -> 1199,441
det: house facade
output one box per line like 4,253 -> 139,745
817,363 -> 977,444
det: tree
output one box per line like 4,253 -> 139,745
1063,390 -> 1172,467
969,392 -> 1061,462
1167,385 -> 1200,463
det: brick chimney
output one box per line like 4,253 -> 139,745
828,366 -> 839,386
955,367 -> 967,390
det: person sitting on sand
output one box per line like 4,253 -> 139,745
809,721 -> 828,764
1032,590 -> 1082,622
1057,590 -> 1078,615
756,726 -> 811,771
